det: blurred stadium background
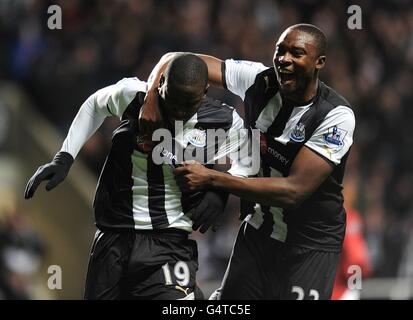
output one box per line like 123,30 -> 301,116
0,0 -> 412,299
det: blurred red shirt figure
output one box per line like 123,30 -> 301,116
332,207 -> 372,300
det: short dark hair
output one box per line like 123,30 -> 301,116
289,23 -> 327,56
165,53 -> 208,92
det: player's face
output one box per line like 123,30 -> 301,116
158,76 -> 204,126
273,29 -> 323,99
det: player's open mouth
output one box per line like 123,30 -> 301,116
278,69 -> 295,84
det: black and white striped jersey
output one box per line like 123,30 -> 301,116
223,59 -> 355,252
61,77 -> 248,232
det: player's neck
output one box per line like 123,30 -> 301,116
283,79 -> 319,106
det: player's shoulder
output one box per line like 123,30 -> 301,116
225,59 -> 269,75
225,59 -> 269,74
196,97 -> 239,129
319,82 -> 352,110
318,82 -> 355,120
198,96 -> 234,115
115,77 -> 147,94
226,59 -> 267,68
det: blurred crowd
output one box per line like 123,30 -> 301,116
0,192 -> 45,299
1,0 -> 412,291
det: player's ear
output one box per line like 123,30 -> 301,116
315,55 -> 326,70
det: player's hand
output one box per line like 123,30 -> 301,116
138,90 -> 164,138
174,161 -> 213,192
192,190 -> 229,233
136,135 -> 154,154
24,151 -> 74,199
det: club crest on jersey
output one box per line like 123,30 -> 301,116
323,125 -> 347,147
290,122 -> 305,142
184,128 -> 206,147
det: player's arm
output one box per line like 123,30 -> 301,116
146,52 -> 224,92
139,52 -> 268,134
139,52 -> 224,135
24,78 -> 141,199
60,78 -> 143,158
175,106 -> 355,208
176,146 -> 333,208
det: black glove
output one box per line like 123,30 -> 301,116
24,151 -> 74,199
192,190 -> 229,234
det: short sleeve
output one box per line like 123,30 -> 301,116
305,106 -> 355,165
95,77 -> 147,118
225,110 -> 261,177
224,59 -> 268,100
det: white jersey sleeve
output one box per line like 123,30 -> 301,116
305,106 -> 355,165
224,59 -> 268,101
97,77 -> 147,118
61,77 -> 146,158
222,109 -> 260,177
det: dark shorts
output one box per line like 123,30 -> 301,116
220,222 -> 340,300
84,228 -> 203,300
